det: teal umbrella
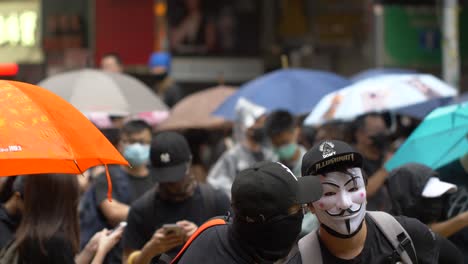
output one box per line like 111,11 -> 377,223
386,102 -> 468,171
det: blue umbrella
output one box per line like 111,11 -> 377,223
351,68 -> 417,83
386,102 -> 468,171
213,69 -> 350,120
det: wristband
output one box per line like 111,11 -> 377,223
127,250 -> 141,264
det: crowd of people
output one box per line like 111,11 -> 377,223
0,53 -> 467,264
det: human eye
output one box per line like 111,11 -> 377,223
324,192 -> 336,197
348,187 -> 359,192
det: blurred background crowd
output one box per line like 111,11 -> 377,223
1,0 -> 468,263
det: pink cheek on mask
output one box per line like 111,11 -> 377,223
360,192 -> 365,198
319,203 -> 324,208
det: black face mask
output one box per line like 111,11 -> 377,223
249,127 -> 265,144
232,212 -> 303,262
407,197 -> 445,224
369,132 -> 389,152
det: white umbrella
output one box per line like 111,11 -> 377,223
304,74 -> 457,125
38,69 -> 168,116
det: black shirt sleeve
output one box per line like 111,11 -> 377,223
94,172 -> 119,205
436,233 -> 464,264
122,195 -> 150,250
395,216 -> 439,264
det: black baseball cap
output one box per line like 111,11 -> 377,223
231,161 -> 323,221
150,132 -> 192,183
302,140 -> 363,176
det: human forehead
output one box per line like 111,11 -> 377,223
319,168 -> 363,185
121,129 -> 152,142
271,130 -> 295,146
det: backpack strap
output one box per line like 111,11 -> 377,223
199,183 -> 216,217
169,217 -> 227,264
297,230 -> 323,264
367,211 -> 418,264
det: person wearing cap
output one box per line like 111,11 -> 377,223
148,51 -> 183,108
387,163 -> 467,262
122,132 -> 230,264
207,98 -> 277,197
175,161 -> 323,263
286,140 -> 447,264
264,110 -> 319,238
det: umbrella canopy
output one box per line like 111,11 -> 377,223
386,103 -> 468,171
0,80 -> 128,198
392,96 -> 454,119
213,69 -> 350,120
350,68 -> 417,83
304,74 -> 457,125
38,69 -> 168,115
158,86 -> 235,130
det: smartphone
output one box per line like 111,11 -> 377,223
162,224 -> 183,236
111,221 -> 127,234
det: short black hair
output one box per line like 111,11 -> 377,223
350,112 -> 382,143
100,128 -> 121,147
121,120 -> 152,136
102,52 -> 123,65
264,110 -> 296,137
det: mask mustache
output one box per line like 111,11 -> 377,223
326,204 -> 362,217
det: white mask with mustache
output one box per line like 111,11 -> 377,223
312,168 -> 367,237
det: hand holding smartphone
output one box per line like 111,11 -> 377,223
111,221 -> 127,234
162,223 -> 184,236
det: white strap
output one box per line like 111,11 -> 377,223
367,211 -> 416,264
298,230 -> 323,264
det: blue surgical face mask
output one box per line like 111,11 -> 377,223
123,143 -> 150,167
275,143 -> 298,161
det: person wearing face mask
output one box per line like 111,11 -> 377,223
89,120 -> 154,264
173,161 -> 323,264
387,163 -> 465,263
264,110 -> 306,176
207,98 -> 277,197
351,112 -> 392,211
148,52 -> 183,108
264,110 -> 319,238
122,132 -> 230,264
286,140 -> 447,264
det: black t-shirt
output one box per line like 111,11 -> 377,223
177,224 -> 257,264
94,166 -> 157,205
123,184 -> 230,260
18,233 -> 75,264
286,215 -> 439,264
0,205 -> 19,249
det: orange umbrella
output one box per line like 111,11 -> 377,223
0,80 -> 128,199
158,86 -> 236,131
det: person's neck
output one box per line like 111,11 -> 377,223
318,221 -> 367,260
243,139 -> 261,152
356,144 -> 380,161
123,165 -> 149,177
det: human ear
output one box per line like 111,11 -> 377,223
307,203 -> 316,214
